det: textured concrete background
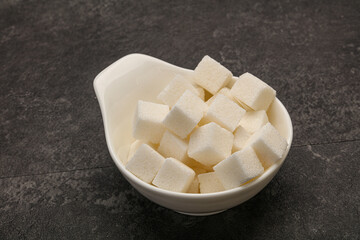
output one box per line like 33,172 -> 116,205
1,0 -> 359,239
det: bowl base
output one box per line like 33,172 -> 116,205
175,209 -> 226,216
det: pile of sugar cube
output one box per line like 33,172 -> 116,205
125,55 -> 288,194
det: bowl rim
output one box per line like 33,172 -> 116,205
94,53 -> 293,199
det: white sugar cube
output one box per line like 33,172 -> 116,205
205,87 -> 253,110
163,90 -> 207,139
237,101 -> 253,111
126,144 -> 165,183
203,94 -> 246,132
127,140 -> 144,163
133,100 -> 169,144
152,158 -> 195,193
214,147 -> 264,190
216,87 -> 253,111
233,126 -> 252,152
193,55 -> 233,94
187,177 -> 200,193
198,172 -> 225,193
188,122 -> 234,167
231,72 -> 276,111
196,86 -> 205,100
158,75 -> 200,107
205,88 -> 231,107
187,167 -> 208,193
239,110 -> 269,133
245,123 -> 288,168
227,77 -> 237,88
218,87 -> 235,101
126,140 -> 156,165
157,130 -> 189,163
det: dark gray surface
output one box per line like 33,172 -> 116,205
0,0 -> 359,239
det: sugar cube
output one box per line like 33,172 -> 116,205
232,126 -> 252,152
231,72 -> 276,111
205,88 -> 253,111
196,86 -> 205,100
226,76 -> 237,88
244,123 -> 288,168
188,122 -> 234,167
219,87 -> 252,111
203,94 -> 246,132
187,167 -> 208,193
157,130 -> 189,163
158,75 -> 200,107
239,110 -> 269,133
237,101 -> 253,111
187,177 -> 200,193
198,172 -> 225,193
133,100 -> 169,144
126,144 -> 165,183
214,147 -> 264,190
152,158 -> 195,193
205,88 -> 230,107
127,140 -> 143,162
218,87 -> 235,101
193,55 -> 233,94
162,90 -> 207,139
126,140 -> 156,164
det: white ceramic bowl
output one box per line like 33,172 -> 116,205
94,53 -> 293,216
